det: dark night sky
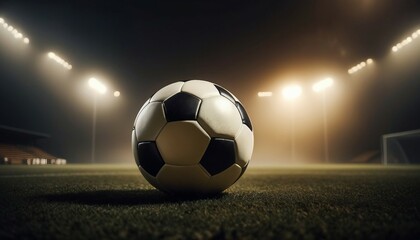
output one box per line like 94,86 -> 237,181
1,0 -> 420,164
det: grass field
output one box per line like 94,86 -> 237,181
1,164 -> 419,239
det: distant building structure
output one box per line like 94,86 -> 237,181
0,125 -> 66,165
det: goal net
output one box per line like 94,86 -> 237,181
381,129 -> 420,165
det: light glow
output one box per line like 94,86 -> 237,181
282,85 -> 302,101
88,78 -> 107,94
0,17 -> 30,44
313,78 -> 334,93
113,91 -> 120,97
348,58 -> 373,74
392,29 -> 420,52
47,52 -> 72,70
257,91 -> 273,97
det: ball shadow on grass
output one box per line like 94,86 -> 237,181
40,189 -> 227,206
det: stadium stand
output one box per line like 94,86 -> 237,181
0,125 -> 66,165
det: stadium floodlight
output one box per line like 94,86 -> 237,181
313,78 -> 334,163
88,77 -> 107,164
348,58 -> 373,74
0,17 -> 30,44
88,77 -> 107,94
257,91 -> 273,97
113,91 -> 120,97
392,29 -> 420,52
282,85 -> 302,101
312,77 -> 333,93
47,52 -> 72,70
282,84 -> 302,163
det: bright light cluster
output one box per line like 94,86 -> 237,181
348,58 -> 373,74
282,85 -> 302,101
48,52 -> 72,70
88,77 -> 107,94
392,29 -> 420,52
257,91 -> 273,97
0,17 -> 30,44
313,78 -> 334,92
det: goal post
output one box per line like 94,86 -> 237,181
381,129 -> 420,165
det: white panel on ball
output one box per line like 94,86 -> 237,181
133,98 -> 150,127
150,81 -> 184,102
156,164 -> 210,193
135,102 -> 167,141
234,125 -> 254,167
205,164 -> 242,193
198,96 -> 243,138
181,80 -> 220,99
156,121 -> 210,165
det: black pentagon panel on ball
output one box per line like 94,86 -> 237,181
214,84 -> 236,103
200,138 -> 236,176
235,102 -> 253,131
137,142 -> 165,177
163,92 -> 202,122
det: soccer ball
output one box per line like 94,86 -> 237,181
132,80 -> 253,195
